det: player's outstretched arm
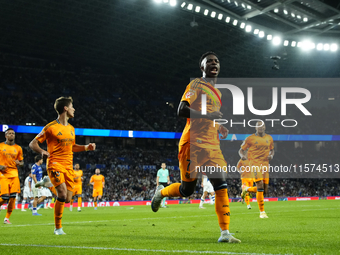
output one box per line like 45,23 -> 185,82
268,149 -> 275,160
72,143 -> 96,152
177,101 -> 223,120
29,138 -> 50,159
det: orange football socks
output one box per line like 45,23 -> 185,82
161,183 -> 182,197
54,198 -> 65,229
245,194 -> 250,205
78,197 -> 82,208
257,190 -> 265,212
215,189 -> 230,231
5,197 -> 15,219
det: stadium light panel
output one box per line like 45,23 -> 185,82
154,0 -> 162,3
284,40 -> 289,46
234,1 -> 238,7
291,13 -> 295,18
259,31 -> 265,38
291,41 -> 296,47
240,22 -> 245,29
267,34 -> 273,40
218,14 -> 223,20
211,11 -> 216,18
247,5 -> 251,9
301,41 -> 314,50
204,9 -> 209,15
163,0 -> 169,3
297,15 -> 301,19
272,36 -> 281,45
233,19 -> 238,26
330,43 -> 338,52
254,29 -> 259,34
283,9 -> 288,15
169,0 -> 176,6
303,17 -> 308,22
181,2 -> 186,8
241,3 -> 245,9
324,44 -> 330,51
297,42 -> 302,47
245,25 -> 252,32
187,3 -> 193,10
316,43 -> 323,51
225,17 -> 231,23
195,6 -> 200,12
274,8 -> 279,13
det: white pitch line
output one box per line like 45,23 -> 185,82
0,243 -> 293,255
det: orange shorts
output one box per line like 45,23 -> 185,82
241,178 -> 253,188
251,164 -> 269,183
47,162 -> 74,192
0,176 -> 20,194
93,188 -> 103,198
73,184 -> 82,196
178,143 -> 227,182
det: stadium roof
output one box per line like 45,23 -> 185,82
1,0 -> 339,78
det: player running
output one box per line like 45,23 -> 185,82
151,52 -> 240,243
239,121 -> 274,218
199,173 -> 215,209
29,96 -> 96,235
156,163 -> 170,208
21,173 -> 33,211
90,168 -> 105,210
0,128 -> 24,224
70,163 -> 83,212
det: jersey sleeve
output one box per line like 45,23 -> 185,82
269,136 -> 274,150
157,170 -> 161,177
241,136 -> 251,151
237,160 -> 242,169
180,80 -> 200,105
35,126 -> 49,143
90,175 -> 94,183
17,146 -> 24,161
102,175 -> 105,182
31,165 -> 36,175
81,170 -> 83,177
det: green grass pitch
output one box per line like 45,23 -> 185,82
0,200 -> 339,255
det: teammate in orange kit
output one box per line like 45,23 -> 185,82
69,163 -> 83,212
239,121 -> 274,218
0,128 -> 24,224
237,155 -> 254,209
29,96 -> 96,235
90,168 -> 105,210
151,51 -> 240,243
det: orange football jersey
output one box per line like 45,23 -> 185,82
241,134 -> 274,166
180,78 -> 222,150
35,120 -> 75,170
74,169 -> 83,185
90,174 -> 105,190
0,142 -> 23,178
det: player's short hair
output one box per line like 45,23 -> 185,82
199,51 -> 218,68
54,96 -> 73,115
161,163 -> 166,165
35,155 -> 42,162
5,128 -> 15,134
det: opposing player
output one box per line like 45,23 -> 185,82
90,168 -> 105,210
151,52 -> 240,243
21,173 -> 33,212
239,121 -> 274,218
29,96 -> 96,235
0,128 -> 24,224
31,155 -> 46,216
237,155 -> 255,209
70,163 -> 83,212
199,173 -> 215,209
156,163 -> 170,208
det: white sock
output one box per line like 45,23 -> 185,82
21,200 -> 26,210
199,196 -> 204,207
221,230 -> 230,235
